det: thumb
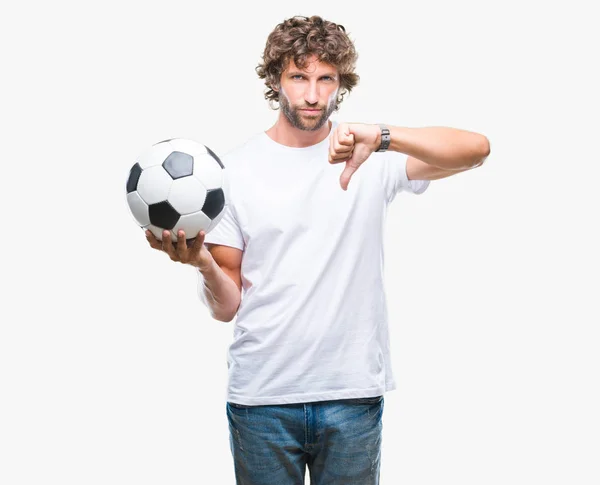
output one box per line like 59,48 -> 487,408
339,159 -> 357,191
340,129 -> 354,146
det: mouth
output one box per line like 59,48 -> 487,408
300,109 -> 321,114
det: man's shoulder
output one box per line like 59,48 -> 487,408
221,132 -> 265,167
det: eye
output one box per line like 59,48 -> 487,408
292,75 -> 304,80
321,76 -> 333,81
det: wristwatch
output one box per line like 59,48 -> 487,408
375,124 -> 390,152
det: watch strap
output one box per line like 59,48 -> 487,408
375,124 -> 391,152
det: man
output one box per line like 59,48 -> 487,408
146,15 -> 490,485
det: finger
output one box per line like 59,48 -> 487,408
331,147 -> 353,163
192,230 -> 205,253
332,134 -> 354,153
332,127 -> 355,162
176,230 -> 188,260
330,134 -> 351,163
145,229 -> 162,250
161,230 -> 177,260
339,130 -> 354,146
335,143 -> 353,156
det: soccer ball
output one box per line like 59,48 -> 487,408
125,138 -> 227,243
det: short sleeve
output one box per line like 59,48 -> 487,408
204,203 -> 244,250
380,151 -> 430,203
203,171 -> 245,250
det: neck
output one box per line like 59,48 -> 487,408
265,113 -> 331,148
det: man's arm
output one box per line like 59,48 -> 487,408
385,126 -> 490,171
145,230 -> 242,323
328,123 -> 491,188
385,126 -> 491,181
405,156 -> 477,181
197,244 -> 243,323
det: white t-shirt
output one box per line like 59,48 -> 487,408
202,121 -> 430,405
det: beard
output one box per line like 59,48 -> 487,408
279,93 -> 337,131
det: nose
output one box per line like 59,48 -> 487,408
304,81 -> 319,105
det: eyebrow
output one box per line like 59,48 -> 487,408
287,71 -> 337,78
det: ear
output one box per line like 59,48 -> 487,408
271,74 -> 283,93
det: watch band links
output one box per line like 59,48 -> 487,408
375,124 -> 391,152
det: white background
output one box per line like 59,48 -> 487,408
1,0 -> 598,484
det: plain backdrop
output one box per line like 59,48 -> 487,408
1,0 -> 598,484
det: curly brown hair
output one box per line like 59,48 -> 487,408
256,15 -> 360,110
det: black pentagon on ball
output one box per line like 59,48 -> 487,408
126,163 -> 142,193
202,188 -> 225,219
205,145 -> 225,169
148,201 -> 180,230
163,151 -> 194,179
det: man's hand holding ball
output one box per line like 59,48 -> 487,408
145,229 -> 214,272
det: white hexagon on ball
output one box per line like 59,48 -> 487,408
167,176 -> 207,215
126,191 -> 150,226
193,152 -> 223,190
137,165 -> 173,205
171,210 -> 212,241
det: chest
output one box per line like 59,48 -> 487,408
233,160 -> 384,247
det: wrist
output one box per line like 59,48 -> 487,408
372,124 -> 382,152
196,258 -> 213,274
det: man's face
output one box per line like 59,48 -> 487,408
277,55 -> 340,131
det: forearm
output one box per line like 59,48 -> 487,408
386,125 -> 490,170
197,260 -> 241,322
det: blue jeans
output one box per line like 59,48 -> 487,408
226,395 -> 384,484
